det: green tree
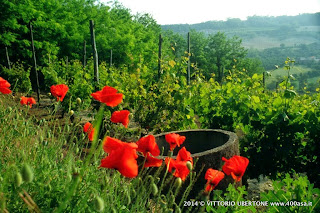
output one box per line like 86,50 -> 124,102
205,32 -> 247,83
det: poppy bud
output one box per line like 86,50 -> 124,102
186,161 -> 193,171
147,175 -> 154,184
67,174 -> 72,182
21,164 -> 33,183
131,188 -> 136,198
76,97 -> 82,105
15,172 -> 23,187
174,177 -> 182,188
93,196 -> 104,212
151,183 -> 158,195
47,92 -> 51,96
125,192 -> 131,205
69,110 -> 74,116
8,107 -> 12,112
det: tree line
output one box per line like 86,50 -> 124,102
1,0 -> 268,87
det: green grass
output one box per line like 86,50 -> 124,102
0,94 -> 196,212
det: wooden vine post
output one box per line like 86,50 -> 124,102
5,46 -> 11,70
29,23 -> 40,103
263,71 -> 266,92
187,32 -> 191,85
90,20 -> 99,89
110,49 -> 113,67
158,34 -> 162,80
83,40 -> 86,69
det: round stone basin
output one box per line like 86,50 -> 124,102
154,129 -> 240,192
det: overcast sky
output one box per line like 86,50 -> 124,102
101,0 -> 320,25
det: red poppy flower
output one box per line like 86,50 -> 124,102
165,159 -> 190,181
83,122 -> 95,141
165,147 -> 193,181
204,169 -> 225,192
100,144 -> 138,178
20,96 -> 36,108
144,152 -> 163,168
176,147 -> 193,164
110,110 -> 130,128
91,86 -> 123,107
0,77 -> 12,94
222,155 -> 249,182
50,84 -> 69,102
136,135 -> 160,157
102,136 -> 137,154
165,133 -> 186,151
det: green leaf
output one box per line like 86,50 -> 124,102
252,95 -> 260,103
284,89 -> 297,99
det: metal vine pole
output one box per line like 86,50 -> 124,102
5,46 -> 11,70
90,20 -> 99,89
158,34 -> 162,80
187,32 -> 191,85
83,40 -> 86,69
110,49 -> 113,67
29,23 -> 40,103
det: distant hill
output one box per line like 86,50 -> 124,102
161,13 -> 320,50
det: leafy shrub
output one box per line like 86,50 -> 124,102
0,62 -> 32,92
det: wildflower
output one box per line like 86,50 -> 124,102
83,122 -> 95,141
0,77 -> 12,94
91,86 -> 123,107
110,110 -> 130,128
222,155 -> 249,182
20,96 -> 36,108
136,135 -> 160,157
102,136 -> 137,154
176,147 -> 193,164
165,148 -> 193,181
171,160 -> 191,181
50,84 -> 69,102
165,133 -> 186,151
100,142 -> 138,178
144,152 -> 163,168
204,169 -> 225,192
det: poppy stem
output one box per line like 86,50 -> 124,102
157,160 -> 170,201
138,155 -> 148,178
56,105 -> 104,212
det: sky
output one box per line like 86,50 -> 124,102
101,0 -> 320,25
